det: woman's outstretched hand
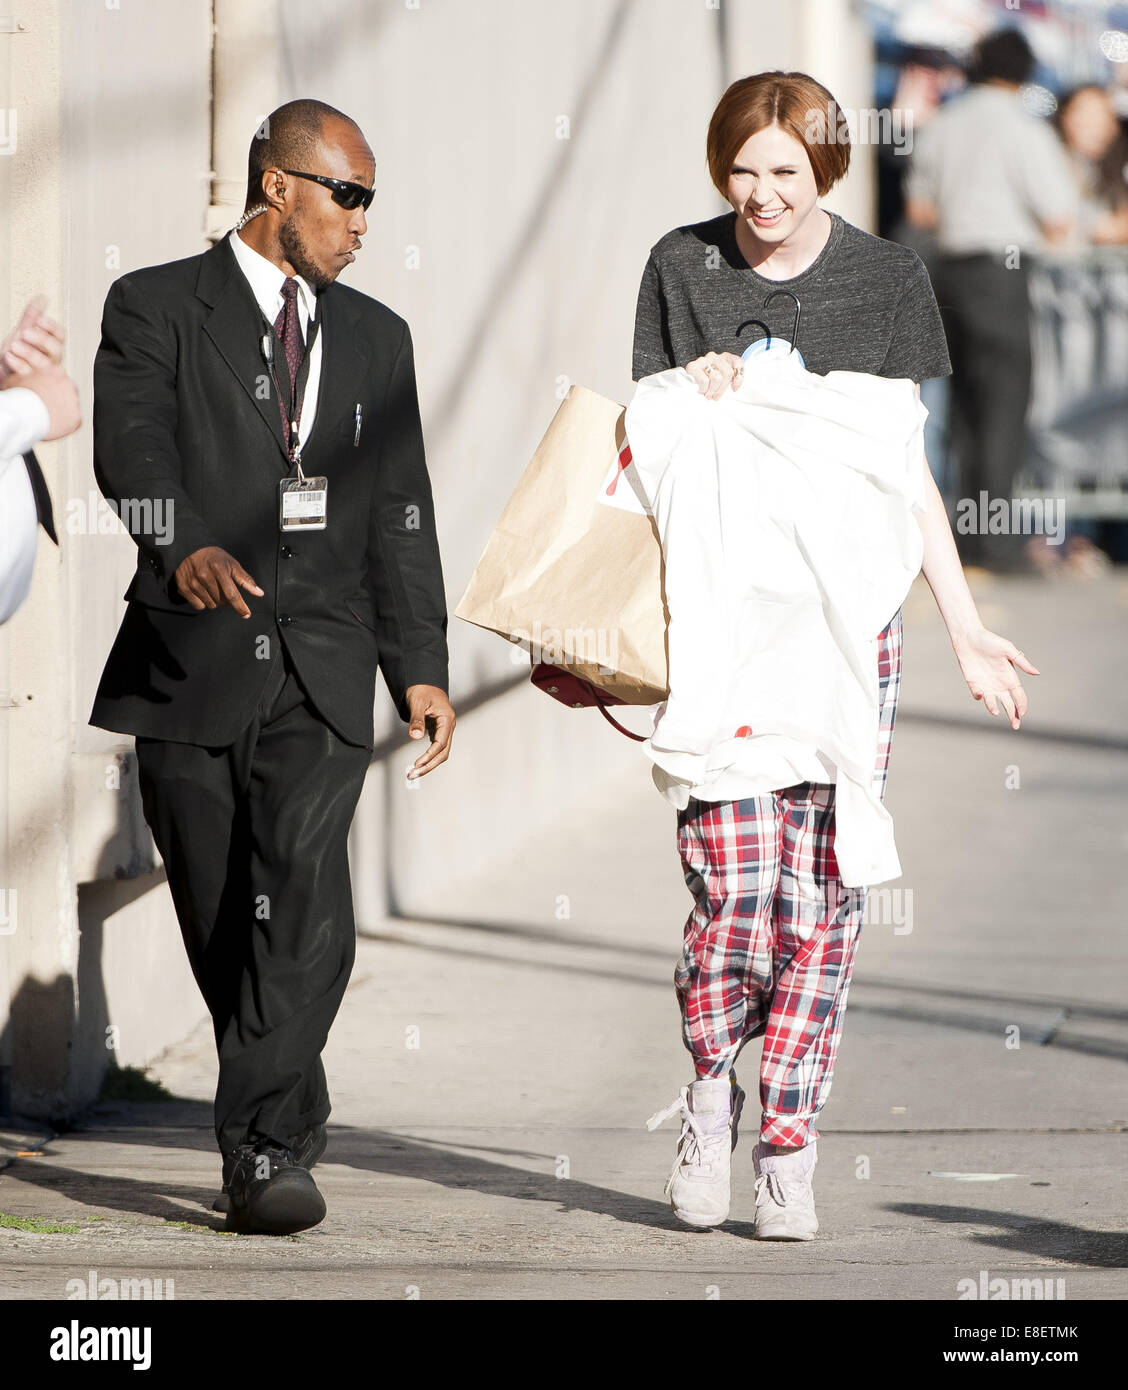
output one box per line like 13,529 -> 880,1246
953,627 -> 1040,729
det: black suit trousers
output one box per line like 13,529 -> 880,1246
933,253 -> 1034,571
134,638 -> 370,1156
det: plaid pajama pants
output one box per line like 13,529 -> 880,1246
673,606 -> 904,1148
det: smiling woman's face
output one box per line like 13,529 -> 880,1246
725,122 -> 820,241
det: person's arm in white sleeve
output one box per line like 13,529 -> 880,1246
0,385 -> 49,467
0,388 -> 50,624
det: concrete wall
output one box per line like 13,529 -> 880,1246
1,0 -> 875,1121
1,0 -> 211,1122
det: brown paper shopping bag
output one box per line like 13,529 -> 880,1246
454,384 -> 669,704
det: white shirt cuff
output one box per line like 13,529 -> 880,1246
0,385 -> 50,460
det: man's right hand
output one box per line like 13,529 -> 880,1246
174,546 -> 264,617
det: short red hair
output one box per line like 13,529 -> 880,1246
706,71 -> 851,198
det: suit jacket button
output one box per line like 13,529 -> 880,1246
280,544 -> 293,558
278,613 -> 292,627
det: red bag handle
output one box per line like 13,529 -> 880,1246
530,662 -> 648,742
590,690 -> 648,743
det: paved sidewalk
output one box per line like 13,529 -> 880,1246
2,569 -> 1126,1299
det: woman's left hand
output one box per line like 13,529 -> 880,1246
953,627 -> 1040,730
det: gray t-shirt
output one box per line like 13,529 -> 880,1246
632,208 -> 953,383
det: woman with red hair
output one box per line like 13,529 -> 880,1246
636,71 -> 1038,1240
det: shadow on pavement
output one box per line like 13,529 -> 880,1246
364,920 -> 1128,1061
0,1106 -> 758,1241
888,1201 -> 1128,1268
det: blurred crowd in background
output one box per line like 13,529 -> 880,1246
866,0 -> 1128,578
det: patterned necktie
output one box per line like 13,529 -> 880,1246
272,277 -> 304,449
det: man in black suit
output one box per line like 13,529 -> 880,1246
90,99 -> 455,1234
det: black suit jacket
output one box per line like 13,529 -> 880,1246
89,234 -> 449,749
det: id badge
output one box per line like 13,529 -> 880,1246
279,475 -> 328,531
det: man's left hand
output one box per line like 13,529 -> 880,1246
404,684 -> 456,779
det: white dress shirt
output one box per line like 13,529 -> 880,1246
0,385 -> 50,624
227,228 -> 322,454
624,351 -> 929,888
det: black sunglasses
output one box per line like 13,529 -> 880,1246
281,169 -> 375,211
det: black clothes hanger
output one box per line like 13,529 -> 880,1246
736,289 -> 803,362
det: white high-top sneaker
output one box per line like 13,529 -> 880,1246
752,1139 -> 818,1240
646,1076 -> 745,1229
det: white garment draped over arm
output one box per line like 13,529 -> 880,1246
623,353 -> 928,888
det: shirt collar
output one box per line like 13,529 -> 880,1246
228,227 -> 318,323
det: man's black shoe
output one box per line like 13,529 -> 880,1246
213,1122 -> 327,1213
224,1140 -> 327,1235
291,1121 -> 328,1172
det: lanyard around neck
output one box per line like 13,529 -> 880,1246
261,305 -> 322,477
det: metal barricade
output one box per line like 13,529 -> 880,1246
1023,249 -> 1128,518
